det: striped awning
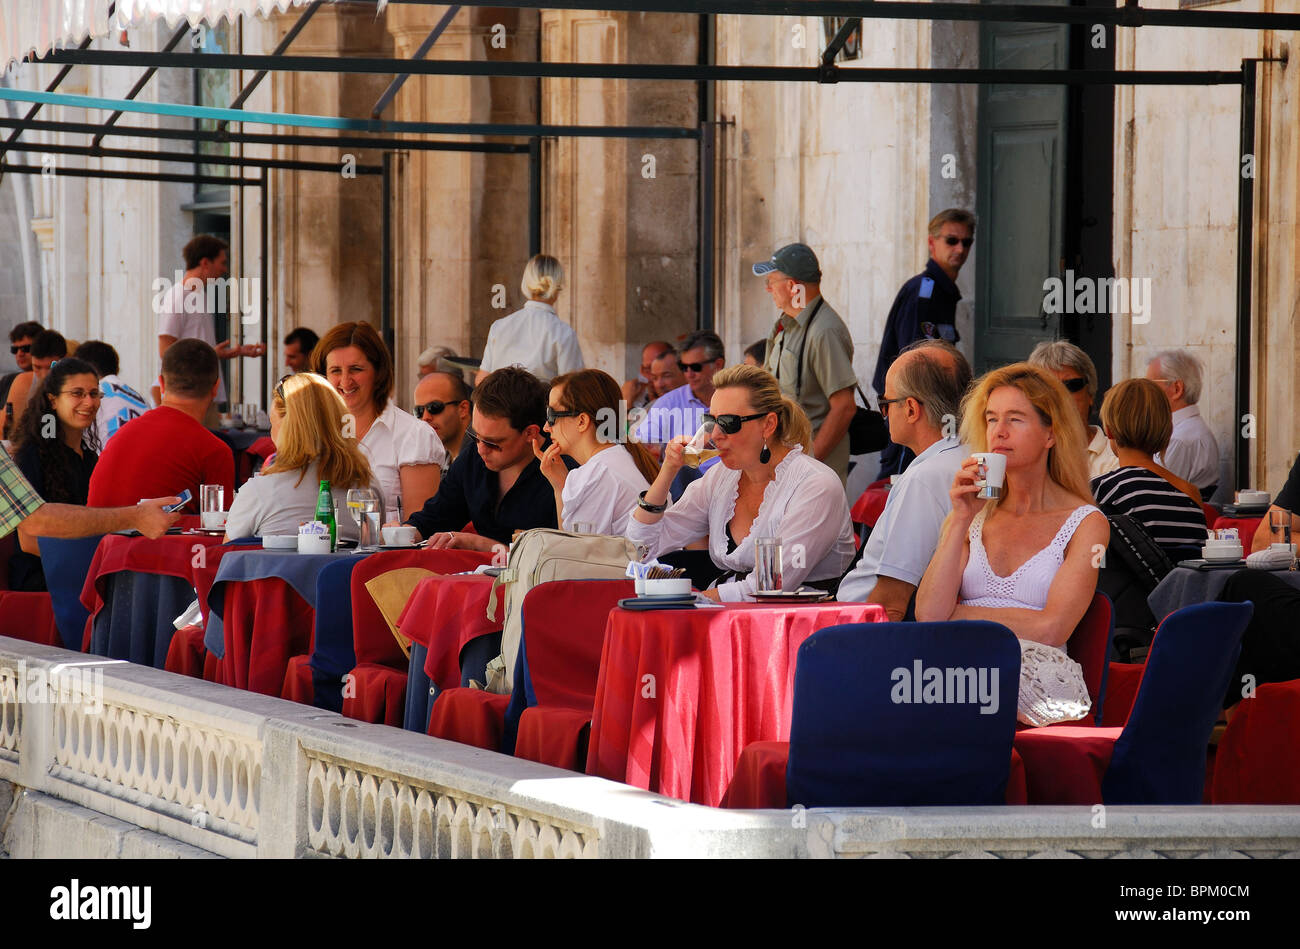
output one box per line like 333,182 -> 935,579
0,0 -> 378,70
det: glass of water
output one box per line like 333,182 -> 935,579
754,537 -> 784,593
346,487 -> 383,549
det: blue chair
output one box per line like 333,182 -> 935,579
298,557 -> 359,713
784,621 -> 1022,807
1014,601 -> 1254,805
1102,601 -> 1253,803
39,534 -> 104,650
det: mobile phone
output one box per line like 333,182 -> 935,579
161,489 -> 193,513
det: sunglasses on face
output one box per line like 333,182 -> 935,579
469,427 -> 519,452
942,236 -> 974,248
680,362 -> 714,374
10,344 -> 30,355
415,400 -> 458,418
545,407 -> 581,425
1061,377 -> 1089,393
702,412 -> 767,435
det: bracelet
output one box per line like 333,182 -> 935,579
637,490 -> 667,514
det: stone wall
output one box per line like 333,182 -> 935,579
5,637 -> 1300,860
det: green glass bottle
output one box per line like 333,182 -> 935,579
315,480 -> 337,552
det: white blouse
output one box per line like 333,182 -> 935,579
360,401 -> 448,520
561,444 -> 650,535
625,445 -> 855,602
479,300 -> 585,382
225,461 -> 367,542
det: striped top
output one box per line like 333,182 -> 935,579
1090,466 -> 1208,554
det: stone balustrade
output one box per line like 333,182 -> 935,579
3,637 -> 1300,859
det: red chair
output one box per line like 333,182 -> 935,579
1212,515 -> 1262,544
511,579 -> 636,769
0,591 -> 60,647
344,548 -> 491,725
164,624 -> 207,678
428,578 -> 630,756
217,578 -> 316,696
1066,592 -> 1112,725
1211,679 -> 1300,803
1101,661 -> 1145,727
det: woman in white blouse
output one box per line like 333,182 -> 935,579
224,373 -> 377,541
475,255 -> 584,385
533,369 -> 658,535
312,320 -> 446,519
628,364 -> 855,601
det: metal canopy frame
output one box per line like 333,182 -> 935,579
2,0 -> 1282,484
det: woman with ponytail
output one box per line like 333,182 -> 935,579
476,254 -> 584,385
628,364 -> 854,601
534,369 -> 658,535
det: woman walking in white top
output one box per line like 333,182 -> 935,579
916,363 -> 1109,726
533,369 -> 659,535
627,364 -> 854,602
476,255 -> 584,385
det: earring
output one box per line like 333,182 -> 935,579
759,442 -> 771,464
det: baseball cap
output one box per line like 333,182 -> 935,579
752,243 -> 821,283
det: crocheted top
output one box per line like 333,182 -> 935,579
959,504 -> 1101,635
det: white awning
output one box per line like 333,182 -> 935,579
0,0 -> 379,71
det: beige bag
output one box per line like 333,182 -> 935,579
1017,640 -> 1093,727
482,529 -> 640,694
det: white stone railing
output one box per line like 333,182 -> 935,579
3,636 -> 1300,859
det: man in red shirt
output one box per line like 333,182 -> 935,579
88,339 -> 234,513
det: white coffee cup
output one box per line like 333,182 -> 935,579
381,525 -> 419,547
201,510 -> 228,530
972,452 -> 1007,500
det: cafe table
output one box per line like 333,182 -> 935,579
79,530 -> 231,668
1147,563 -> 1300,623
204,548 -> 367,694
586,600 -> 887,808
397,573 -> 501,691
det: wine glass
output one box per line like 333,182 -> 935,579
346,487 -> 383,549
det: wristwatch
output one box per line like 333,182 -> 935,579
637,490 -> 667,514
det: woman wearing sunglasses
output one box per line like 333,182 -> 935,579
9,357 -> 102,591
224,373 -> 377,542
628,364 -> 855,601
533,369 -> 659,535
1027,340 -> 1119,479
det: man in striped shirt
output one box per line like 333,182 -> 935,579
1092,379 -> 1208,556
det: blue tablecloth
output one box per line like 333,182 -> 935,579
87,570 -> 196,669
1149,565 -> 1300,621
204,549 -> 366,656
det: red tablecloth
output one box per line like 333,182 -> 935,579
79,532 -> 229,646
850,486 -> 890,529
397,573 -> 500,690
586,601 -> 887,807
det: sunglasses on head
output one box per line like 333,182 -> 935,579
274,374 -> 293,402
10,344 -> 30,355
545,407 -> 581,425
942,236 -> 974,248
702,412 -> 767,435
1061,377 -> 1089,393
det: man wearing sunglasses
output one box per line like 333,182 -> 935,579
873,209 -> 975,476
412,370 -> 471,461
633,331 -> 725,456
754,242 -> 858,484
2,321 -> 43,439
407,367 -> 569,551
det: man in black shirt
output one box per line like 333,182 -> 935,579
407,366 -> 565,551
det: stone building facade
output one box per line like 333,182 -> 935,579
0,2 -> 1295,493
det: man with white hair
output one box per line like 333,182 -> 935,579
1145,349 -> 1219,499
1027,340 -> 1119,479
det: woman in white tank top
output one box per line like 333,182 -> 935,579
916,363 -> 1110,726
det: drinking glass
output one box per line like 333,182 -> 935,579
346,487 -> 383,549
754,537 -> 783,594
682,420 -> 719,469
571,522 -> 597,535
1270,509 -> 1292,548
199,484 -> 224,529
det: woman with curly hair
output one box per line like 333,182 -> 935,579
10,357 -> 102,590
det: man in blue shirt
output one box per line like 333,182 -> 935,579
873,208 -> 974,476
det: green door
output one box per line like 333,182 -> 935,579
974,0 -> 1069,373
